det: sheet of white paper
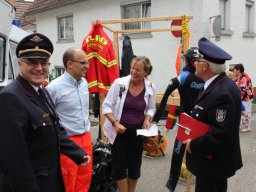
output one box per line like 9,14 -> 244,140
136,124 -> 158,137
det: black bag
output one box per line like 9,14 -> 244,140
89,139 -> 117,192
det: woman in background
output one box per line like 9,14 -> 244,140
234,64 -> 254,132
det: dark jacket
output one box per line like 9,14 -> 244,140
121,35 -> 134,77
0,75 -> 87,192
187,72 -> 243,179
153,71 -> 204,122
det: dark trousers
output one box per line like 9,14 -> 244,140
195,177 -> 227,192
111,125 -> 143,180
166,139 -> 186,192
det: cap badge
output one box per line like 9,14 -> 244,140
30,35 -> 43,43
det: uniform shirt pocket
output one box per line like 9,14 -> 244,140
191,107 -> 208,123
31,117 -> 53,130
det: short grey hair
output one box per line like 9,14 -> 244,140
207,60 -> 226,74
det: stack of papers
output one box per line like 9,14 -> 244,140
137,124 -> 158,137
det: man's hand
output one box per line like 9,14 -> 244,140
80,155 -> 91,166
183,139 -> 192,154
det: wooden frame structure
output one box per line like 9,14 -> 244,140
92,15 -> 193,66
91,16 -> 193,140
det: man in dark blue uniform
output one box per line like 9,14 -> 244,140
153,47 -> 204,192
0,33 -> 90,192
184,37 -> 243,192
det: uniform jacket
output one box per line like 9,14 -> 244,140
82,24 -> 119,94
153,71 -> 204,122
102,75 -> 156,144
0,75 -> 86,192
187,72 -> 243,179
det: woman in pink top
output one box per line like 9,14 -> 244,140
234,64 -> 254,132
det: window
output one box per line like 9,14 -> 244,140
0,36 -> 5,82
8,55 -> 14,80
55,67 -> 65,77
57,15 -> 74,41
9,41 -> 19,77
50,66 -> 65,81
219,0 -> 227,30
245,0 -> 255,34
219,0 -> 233,35
121,1 -> 151,30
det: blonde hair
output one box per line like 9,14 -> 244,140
131,56 -> 153,76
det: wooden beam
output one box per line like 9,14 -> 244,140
102,24 -> 115,32
156,94 -> 180,106
99,93 -> 107,141
117,27 -> 182,34
92,16 -> 193,25
7,0 -> 15,6
113,31 -> 119,66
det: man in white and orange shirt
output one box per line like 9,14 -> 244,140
47,48 -> 92,192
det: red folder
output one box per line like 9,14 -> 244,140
176,113 -> 211,142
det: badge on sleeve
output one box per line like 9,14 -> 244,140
216,109 -> 226,122
43,113 -> 49,118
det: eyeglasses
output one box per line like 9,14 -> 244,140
70,59 -> 89,65
20,59 -> 50,66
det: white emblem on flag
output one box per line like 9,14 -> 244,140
216,109 -> 226,122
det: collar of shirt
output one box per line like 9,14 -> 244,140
20,73 -> 41,92
30,83 -> 40,92
48,72 -> 90,135
204,74 -> 220,90
63,71 -> 82,87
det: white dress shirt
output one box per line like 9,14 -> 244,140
46,71 -> 90,136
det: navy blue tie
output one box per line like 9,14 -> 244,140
38,87 -> 46,103
38,87 -> 54,114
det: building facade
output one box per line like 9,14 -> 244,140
24,0 -> 256,93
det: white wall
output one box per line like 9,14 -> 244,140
35,0 -> 256,92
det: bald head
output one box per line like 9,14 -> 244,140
62,48 -> 88,80
63,48 -> 86,68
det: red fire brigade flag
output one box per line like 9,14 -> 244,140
176,113 -> 211,142
82,24 -> 120,94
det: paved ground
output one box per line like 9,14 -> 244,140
90,106 -> 256,192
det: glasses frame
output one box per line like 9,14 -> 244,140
70,59 -> 89,65
20,58 -> 51,67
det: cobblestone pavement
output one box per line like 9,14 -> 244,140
90,107 -> 256,192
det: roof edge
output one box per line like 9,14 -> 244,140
25,0 -> 86,16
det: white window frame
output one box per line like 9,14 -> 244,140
57,14 -> 74,42
50,67 -> 65,81
55,66 -> 65,78
9,40 -> 19,77
0,36 -> 6,82
219,0 -> 233,36
244,0 -> 255,37
121,1 -> 151,29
